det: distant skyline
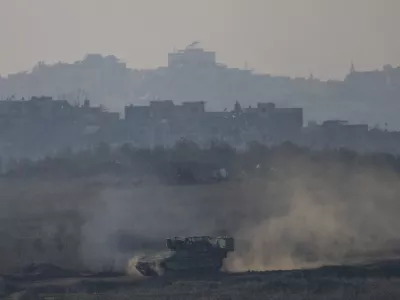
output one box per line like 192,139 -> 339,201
0,0 -> 399,80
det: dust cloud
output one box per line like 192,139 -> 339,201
126,256 -> 145,278
78,159 -> 400,273
78,187 -> 222,273
226,162 -> 400,271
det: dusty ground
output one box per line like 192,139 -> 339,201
2,173 -> 400,299
0,178 -> 280,274
4,260 -> 400,300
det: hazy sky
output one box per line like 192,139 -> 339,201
0,0 -> 399,79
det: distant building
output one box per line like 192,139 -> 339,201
125,100 -> 206,121
124,105 -> 150,123
168,46 -> 216,68
301,119 -> 369,151
256,102 -> 276,114
179,102 -> 206,116
76,99 -> 120,126
0,96 -> 119,130
123,100 -> 303,147
148,100 -> 176,119
0,96 -> 73,127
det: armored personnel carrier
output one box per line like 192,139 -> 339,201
135,236 -> 234,277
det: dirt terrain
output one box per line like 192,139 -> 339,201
2,154 -> 400,299
3,259 -> 400,300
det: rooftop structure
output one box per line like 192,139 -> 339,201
168,43 -> 216,68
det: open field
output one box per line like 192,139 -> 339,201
2,149 -> 400,299
0,178 -> 272,274
2,172 -> 400,274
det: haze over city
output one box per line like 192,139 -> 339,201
1,0 -> 399,79
3,1 -> 400,299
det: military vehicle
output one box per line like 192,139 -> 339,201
135,236 -> 234,277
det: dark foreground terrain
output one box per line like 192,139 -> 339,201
4,259 -> 400,300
